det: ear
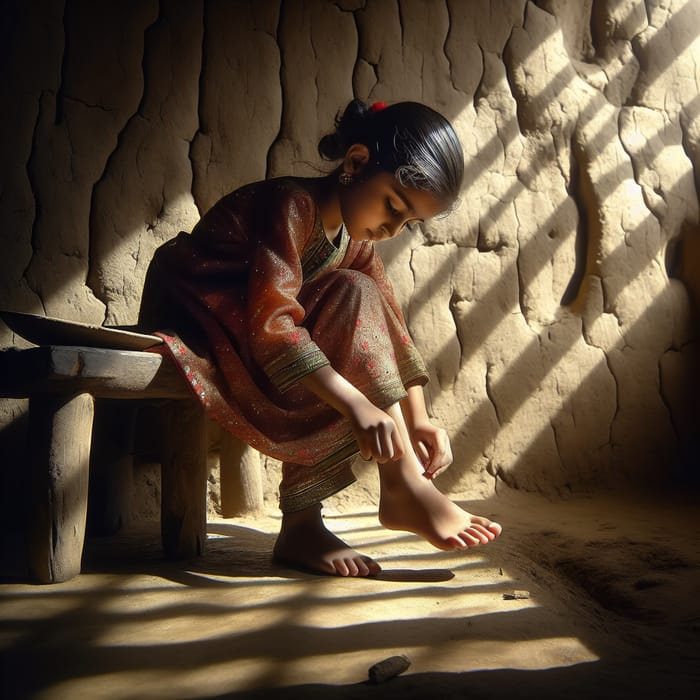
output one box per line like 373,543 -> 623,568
342,143 -> 371,176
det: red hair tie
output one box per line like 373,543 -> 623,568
370,101 -> 387,112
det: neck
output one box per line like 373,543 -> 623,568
311,173 -> 343,242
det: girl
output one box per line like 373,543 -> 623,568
140,99 -> 502,577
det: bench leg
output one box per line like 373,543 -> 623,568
28,393 -> 94,583
160,399 -> 207,559
88,400 -> 136,535
220,433 -> 264,517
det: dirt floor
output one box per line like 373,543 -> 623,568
1,484 -> 700,700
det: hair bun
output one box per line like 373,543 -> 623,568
317,99 -> 370,161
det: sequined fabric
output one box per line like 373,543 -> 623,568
140,177 -> 428,511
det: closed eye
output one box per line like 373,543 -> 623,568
386,198 -> 401,217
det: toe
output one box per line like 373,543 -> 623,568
355,558 -> 370,577
461,530 -> 482,546
488,522 -> 503,537
333,559 -> 351,576
363,557 -> 382,576
316,560 -> 339,575
349,558 -> 366,577
471,515 -> 503,537
465,527 -> 489,544
469,524 -> 495,542
345,558 -> 361,577
469,516 -> 503,540
446,534 -> 469,549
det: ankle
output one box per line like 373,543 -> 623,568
280,503 -> 323,531
378,456 -> 424,488
377,461 -> 404,489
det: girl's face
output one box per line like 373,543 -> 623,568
338,147 -> 448,243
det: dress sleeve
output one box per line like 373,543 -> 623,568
247,185 -> 331,393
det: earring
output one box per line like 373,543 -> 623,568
339,172 -> 353,185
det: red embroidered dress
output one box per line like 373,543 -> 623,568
140,177 -> 428,511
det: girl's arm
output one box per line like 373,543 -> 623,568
300,365 -> 405,463
400,385 -> 453,479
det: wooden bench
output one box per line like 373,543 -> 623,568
0,344 -> 263,584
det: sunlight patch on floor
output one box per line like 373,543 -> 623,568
3,508 -> 605,700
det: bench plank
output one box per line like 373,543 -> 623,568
0,346 -> 190,399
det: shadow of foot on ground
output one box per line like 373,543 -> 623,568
80,521 -> 455,585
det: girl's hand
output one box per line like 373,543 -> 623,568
348,400 -> 405,464
299,365 -> 404,462
410,423 -> 453,479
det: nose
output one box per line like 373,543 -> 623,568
382,221 -> 403,239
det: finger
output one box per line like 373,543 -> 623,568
415,440 -> 430,466
426,439 -> 453,473
431,465 -> 450,479
378,421 -> 395,461
432,432 -> 453,469
359,442 -> 373,461
424,456 -> 449,477
360,434 -> 379,461
369,428 -> 387,463
443,445 -> 453,468
391,426 -> 405,460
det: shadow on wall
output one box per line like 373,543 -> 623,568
435,88 -> 700,493
387,1 -> 700,494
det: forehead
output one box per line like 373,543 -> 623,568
389,176 -> 447,219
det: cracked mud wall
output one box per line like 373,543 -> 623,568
1,0 -> 699,527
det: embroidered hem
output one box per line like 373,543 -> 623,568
279,456 -> 358,513
264,341 -> 331,393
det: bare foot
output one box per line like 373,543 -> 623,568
378,461 -> 502,550
273,504 -> 381,577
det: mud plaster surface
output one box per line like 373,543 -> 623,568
1,487 -> 699,700
3,0 -> 700,501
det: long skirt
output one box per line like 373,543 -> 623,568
141,267 -> 427,512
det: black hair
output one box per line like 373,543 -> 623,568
318,99 -> 464,207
